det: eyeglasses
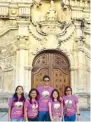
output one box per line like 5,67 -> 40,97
31,93 -> 36,95
66,89 -> 71,91
44,80 -> 49,82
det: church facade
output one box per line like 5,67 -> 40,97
0,0 -> 90,109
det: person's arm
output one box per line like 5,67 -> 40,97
48,102 -> 53,121
76,102 -> 80,121
24,100 -> 28,122
8,106 -> 11,122
60,97 -> 63,121
24,106 -> 28,122
8,97 -> 13,122
76,97 -> 80,121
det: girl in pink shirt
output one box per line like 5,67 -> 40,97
8,86 -> 25,122
48,89 -> 63,121
24,88 -> 39,121
63,86 -> 80,121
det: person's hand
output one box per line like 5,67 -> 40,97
8,119 -> 11,122
24,121 -> 28,122
77,115 -> 80,121
51,118 -> 54,121
60,117 -> 62,121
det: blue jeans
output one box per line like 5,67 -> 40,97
38,111 -> 50,121
64,114 -> 76,121
11,119 -> 24,122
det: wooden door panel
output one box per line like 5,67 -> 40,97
53,68 -> 70,96
32,51 -> 70,95
32,68 -> 49,88
53,54 -> 69,68
32,53 -> 49,67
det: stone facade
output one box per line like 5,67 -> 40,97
0,0 -> 90,109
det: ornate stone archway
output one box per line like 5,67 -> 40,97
32,49 -> 70,96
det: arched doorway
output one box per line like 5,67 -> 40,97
31,50 -> 70,96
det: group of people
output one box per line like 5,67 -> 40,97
8,75 -> 80,122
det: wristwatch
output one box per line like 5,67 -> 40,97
77,113 -> 80,116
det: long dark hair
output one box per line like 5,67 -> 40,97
28,88 -> 39,104
13,85 -> 25,102
64,86 -> 72,95
51,89 -> 60,102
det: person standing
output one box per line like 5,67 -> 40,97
24,88 -> 39,121
48,89 -> 63,122
8,86 -> 25,122
63,86 -> 80,121
37,75 -> 54,121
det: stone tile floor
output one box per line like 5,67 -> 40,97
0,111 -> 90,121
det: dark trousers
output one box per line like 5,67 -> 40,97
28,116 -> 38,121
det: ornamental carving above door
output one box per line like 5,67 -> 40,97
32,50 -> 70,96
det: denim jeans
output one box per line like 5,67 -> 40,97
64,114 -> 76,121
38,111 -> 50,121
11,119 -> 24,122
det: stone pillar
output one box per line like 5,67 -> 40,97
73,20 -> 89,109
15,36 -> 29,91
77,49 -> 86,92
24,67 -> 32,93
73,50 -> 79,93
70,68 -> 75,94
74,20 -> 86,92
15,21 -> 30,93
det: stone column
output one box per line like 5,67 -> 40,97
74,20 -> 86,92
15,36 -> 29,91
73,20 -> 89,109
77,49 -> 86,92
70,68 -> 75,94
24,67 -> 32,93
15,21 -> 30,93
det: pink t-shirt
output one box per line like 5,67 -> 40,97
63,95 -> 78,116
25,99 -> 38,118
8,97 -> 24,120
49,100 -> 62,118
37,86 -> 54,111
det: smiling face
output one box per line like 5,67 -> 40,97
43,77 -> 50,86
16,86 -> 24,95
30,90 -> 37,99
53,91 -> 58,99
66,88 -> 72,95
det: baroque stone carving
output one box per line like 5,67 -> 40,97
0,20 -> 18,37
29,0 -> 74,43
16,35 -> 29,50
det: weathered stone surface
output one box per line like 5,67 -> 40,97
0,0 -> 90,109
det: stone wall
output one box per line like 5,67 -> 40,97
0,0 -> 90,109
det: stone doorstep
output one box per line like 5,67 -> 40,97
0,103 -> 8,112
0,103 -> 8,109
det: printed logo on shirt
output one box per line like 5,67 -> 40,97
42,90 -> 50,103
32,104 -> 38,112
54,103 -> 60,111
14,101 -> 23,108
42,91 -> 50,98
65,100 -> 73,107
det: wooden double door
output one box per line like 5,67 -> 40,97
32,50 -> 70,96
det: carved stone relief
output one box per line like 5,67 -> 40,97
0,67 -> 3,91
3,70 -> 14,92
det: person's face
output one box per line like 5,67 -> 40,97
16,87 -> 23,95
43,77 -> 50,86
66,88 -> 72,95
30,90 -> 37,99
53,91 -> 58,99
